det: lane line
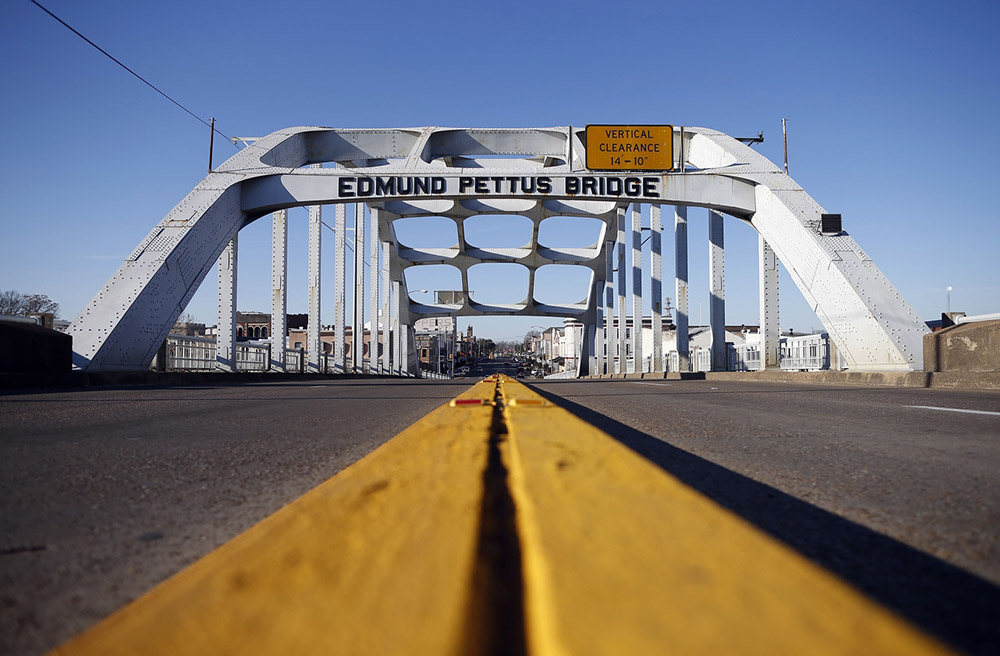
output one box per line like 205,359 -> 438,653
51,381 -> 498,656
627,381 -> 673,387
905,405 -> 1000,417
500,377 -> 951,656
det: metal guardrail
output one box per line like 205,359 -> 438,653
285,348 -> 305,373
165,335 -> 216,370
164,336 -> 274,372
236,342 -> 270,372
728,344 -> 761,372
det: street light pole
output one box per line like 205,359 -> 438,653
946,286 -> 953,314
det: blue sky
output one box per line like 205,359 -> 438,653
2,0 -> 998,341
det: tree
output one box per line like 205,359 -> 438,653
0,290 -> 60,318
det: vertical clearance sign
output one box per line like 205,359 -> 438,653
586,125 -> 674,171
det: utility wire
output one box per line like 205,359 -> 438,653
28,0 -> 234,145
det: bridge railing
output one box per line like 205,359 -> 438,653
235,343 -> 270,372
728,344 -> 761,371
285,348 -> 305,373
780,334 -> 828,371
164,335 -> 215,371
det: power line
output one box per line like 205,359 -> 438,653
28,0 -> 233,144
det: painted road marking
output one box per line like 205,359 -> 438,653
628,381 -> 673,387
51,376 -> 954,655
499,377 -> 951,656
906,405 -> 1000,417
51,380 -> 498,656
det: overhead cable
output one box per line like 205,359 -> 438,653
28,0 -> 234,145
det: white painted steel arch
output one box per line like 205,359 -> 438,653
68,126 -> 928,372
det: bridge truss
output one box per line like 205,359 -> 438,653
67,126 -> 928,373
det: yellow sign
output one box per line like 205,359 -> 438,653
586,124 -> 674,171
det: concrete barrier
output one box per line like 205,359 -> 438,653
924,320 -> 999,373
0,319 -> 72,373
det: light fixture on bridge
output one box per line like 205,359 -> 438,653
821,213 -> 842,235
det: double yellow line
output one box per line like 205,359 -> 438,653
52,376 -> 951,655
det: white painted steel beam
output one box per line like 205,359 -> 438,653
307,198 -> 322,373
368,206 -> 379,374
334,203 -> 347,373
381,240 -> 391,374
616,206 -> 627,374
353,203 -> 365,373
631,203 -> 643,373
391,280 -> 402,375
595,275 -> 606,375
603,241 -> 614,375
270,209 -> 288,371
216,236 -> 237,372
759,235 -> 780,370
675,206 -> 690,372
67,125 -> 928,373
709,209 -> 726,371
650,205 -> 663,372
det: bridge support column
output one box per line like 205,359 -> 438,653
392,280 -> 402,375
631,203 -> 643,373
586,320 -> 596,377
595,276 -> 606,375
405,324 -> 417,376
650,205 -> 663,372
675,206 -> 690,372
759,234 -> 781,370
270,210 -> 288,371
709,210 -> 726,371
216,235 -> 238,372
381,240 -> 391,375
368,208 -> 380,374
616,206 -> 627,374
334,203 -> 347,373
353,203 -> 365,373
307,198 -> 322,373
603,241 -> 614,375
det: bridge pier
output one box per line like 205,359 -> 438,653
675,206 -> 690,372
709,210 -> 726,371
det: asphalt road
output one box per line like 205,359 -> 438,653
1,374 -> 998,654
0,377 -> 468,656
529,378 -> 1000,654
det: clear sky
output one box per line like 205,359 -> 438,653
2,0 -> 998,342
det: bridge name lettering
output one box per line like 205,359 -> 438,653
336,175 -> 661,199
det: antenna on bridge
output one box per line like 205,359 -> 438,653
208,117 -> 215,173
782,118 -> 789,174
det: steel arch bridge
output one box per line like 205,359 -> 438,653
67,125 -> 928,374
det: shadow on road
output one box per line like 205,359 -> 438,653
531,387 -> 1000,655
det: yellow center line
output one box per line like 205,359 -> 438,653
498,376 -> 952,656
49,375 -> 955,655
50,380 -> 497,656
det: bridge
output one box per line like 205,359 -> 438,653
5,125 -> 997,655
66,125 -> 928,374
